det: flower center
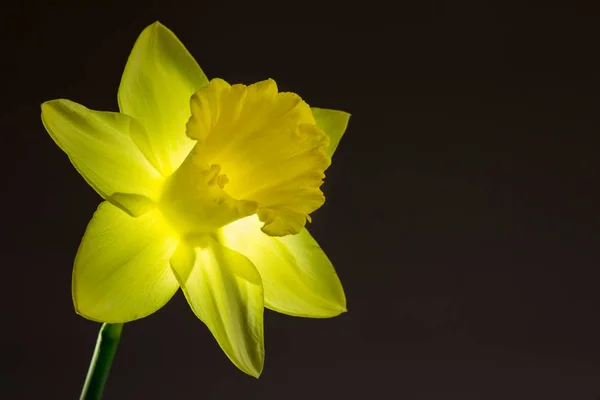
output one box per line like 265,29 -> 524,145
159,144 -> 257,237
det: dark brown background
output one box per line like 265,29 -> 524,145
2,1 -> 599,399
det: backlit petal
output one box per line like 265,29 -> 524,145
219,215 -> 346,318
41,99 -> 163,215
311,107 -> 351,158
73,202 -> 179,323
118,21 -> 209,175
173,237 -> 264,377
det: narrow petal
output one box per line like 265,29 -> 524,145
118,21 -> 209,175
73,202 -> 179,323
219,215 -> 346,318
41,99 -> 164,213
172,238 -> 264,377
311,108 -> 351,158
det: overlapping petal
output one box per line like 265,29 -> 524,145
219,215 -> 346,318
171,238 -> 265,377
73,202 -> 179,322
41,99 -> 163,211
311,107 -> 351,158
118,22 -> 209,175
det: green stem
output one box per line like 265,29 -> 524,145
80,323 -> 124,400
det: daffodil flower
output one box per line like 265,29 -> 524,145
41,22 -> 349,377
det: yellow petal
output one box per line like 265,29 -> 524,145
118,21 -> 209,175
41,99 -> 163,215
187,78 -> 331,237
311,107 -> 351,158
219,215 -> 346,318
171,237 -> 264,377
159,147 -> 257,236
73,202 -> 179,323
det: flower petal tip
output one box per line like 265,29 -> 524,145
147,20 -> 164,29
327,304 -> 348,317
329,306 -> 347,317
238,358 -> 263,379
40,99 -> 59,116
249,369 -> 263,379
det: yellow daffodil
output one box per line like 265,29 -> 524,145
41,21 -> 349,378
